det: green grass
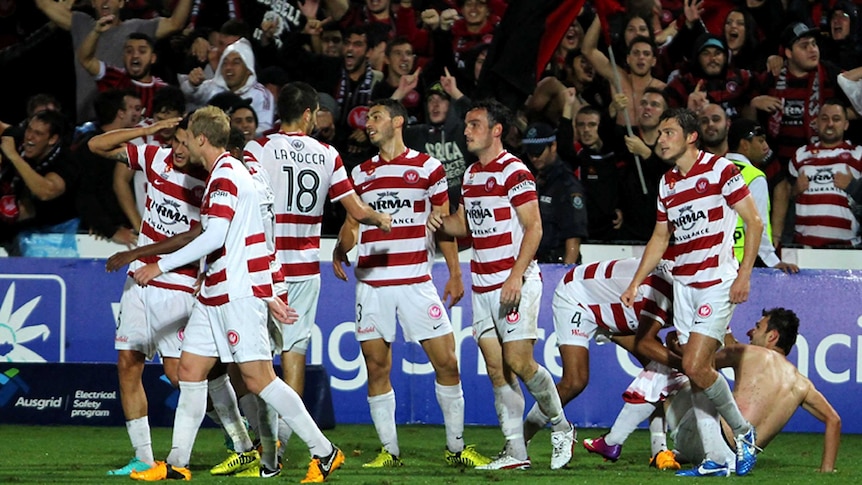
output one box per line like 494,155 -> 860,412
0,424 -> 857,484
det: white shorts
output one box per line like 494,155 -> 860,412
672,279 -> 735,346
552,278 -> 608,348
354,280 -> 452,343
472,278 -> 541,343
622,361 -> 688,404
181,297 -> 272,363
281,276 -> 320,354
115,277 -> 193,360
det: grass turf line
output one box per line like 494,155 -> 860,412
0,424 -> 857,484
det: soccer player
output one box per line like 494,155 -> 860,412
620,107 -> 763,477
243,81 -> 392,452
89,116 -> 205,476
522,257 -> 683,469
427,99 -> 573,470
128,106 -> 344,483
668,308 -> 841,473
332,99 -> 490,468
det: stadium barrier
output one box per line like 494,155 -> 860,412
0,258 -> 859,434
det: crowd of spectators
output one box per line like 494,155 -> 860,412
2,0 -> 862,260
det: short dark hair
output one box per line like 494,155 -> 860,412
126,32 -> 155,50
278,81 -> 319,123
94,89 -> 137,126
30,109 -> 67,140
152,85 -> 186,116
822,97 -> 848,116
659,107 -> 700,138
468,98 -> 511,137
369,98 -> 408,124
26,93 -> 61,117
642,86 -> 669,109
762,308 -> 800,355
227,126 -> 246,153
220,18 -> 251,38
385,36 -> 413,57
576,105 -> 602,119
627,35 -> 657,57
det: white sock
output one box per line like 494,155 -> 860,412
523,403 -> 549,443
524,367 -> 567,432
649,409 -> 668,456
208,374 -> 253,452
126,416 -> 154,465
368,390 -> 400,457
255,397 -> 279,470
691,390 -> 729,464
493,382 -> 526,460
239,393 -> 261,439
166,380 -> 208,468
435,382 -> 465,453
258,379 -> 331,458
278,417 -> 294,448
703,376 -> 751,436
605,402 -> 655,446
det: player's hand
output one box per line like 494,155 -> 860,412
687,80 -> 708,114
188,67 -> 206,87
440,8 -> 459,30
499,274 -> 522,308
111,227 -> 138,249
683,0 -> 704,25
729,275 -> 750,304
427,211 -> 444,232
620,284 -> 638,307
93,15 -> 114,34
795,172 -> 810,195
611,93 -> 629,112
133,262 -> 163,287
766,54 -> 783,76
376,212 -> 392,233
106,250 -> 136,272
624,134 -> 651,159
833,169 -> 853,190
751,95 -> 782,113
421,8 -> 440,30
774,261 -> 799,274
332,244 -> 351,281
442,275 -> 464,308
190,36 -> 211,62
612,209 -> 623,230
268,298 -> 299,324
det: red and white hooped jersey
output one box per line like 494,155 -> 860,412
789,142 -> 862,247
350,149 -> 448,286
558,258 -> 674,335
461,151 -> 540,293
658,151 -> 749,288
127,143 -> 207,293
245,131 -> 354,281
198,154 -> 274,305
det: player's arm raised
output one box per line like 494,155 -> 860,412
88,117 -> 183,161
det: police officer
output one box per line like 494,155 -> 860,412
522,122 -> 588,264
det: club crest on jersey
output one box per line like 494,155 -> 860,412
695,177 -> 709,194
466,201 -> 493,224
672,204 -> 706,231
726,81 -> 738,93
227,330 -> 240,346
404,169 -> 420,184
428,304 -> 443,320
840,152 -> 852,160
697,304 -> 712,318
485,177 -> 497,192
291,139 -> 305,151
370,191 -> 411,214
506,310 -> 520,324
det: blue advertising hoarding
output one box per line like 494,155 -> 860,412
0,257 -> 859,434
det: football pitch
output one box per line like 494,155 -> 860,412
0,424 -> 857,484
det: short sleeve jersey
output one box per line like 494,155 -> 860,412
350,149 -> 448,286
244,132 -> 355,280
657,151 -> 750,288
461,151 -> 540,293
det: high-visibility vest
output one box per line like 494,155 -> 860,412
730,160 -> 772,263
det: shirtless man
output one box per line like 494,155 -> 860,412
581,15 -> 665,127
668,308 -> 841,474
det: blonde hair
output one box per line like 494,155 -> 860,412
189,105 -> 231,148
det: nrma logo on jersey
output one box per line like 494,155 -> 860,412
0,368 -> 29,407
0,276 -> 66,363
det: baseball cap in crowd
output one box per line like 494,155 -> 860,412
781,22 -> 820,49
317,92 -> 341,120
426,82 -> 451,101
521,122 -> 556,157
728,118 -> 764,150
695,34 -> 727,56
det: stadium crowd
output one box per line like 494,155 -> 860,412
0,0 -> 846,481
